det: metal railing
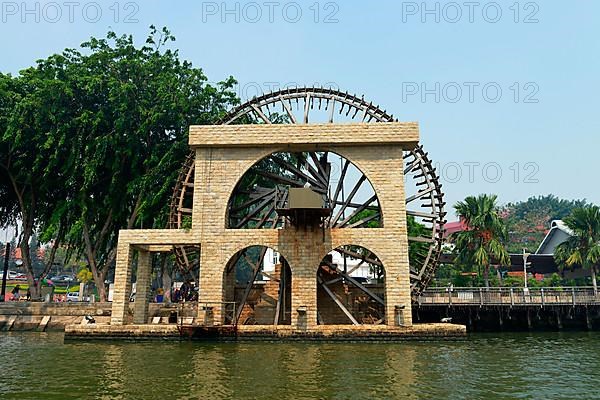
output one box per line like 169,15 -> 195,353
195,301 -> 237,326
418,287 -> 600,307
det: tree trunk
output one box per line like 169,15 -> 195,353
20,227 -> 41,299
496,266 -> 503,286
483,266 -> 490,288
92,267 -> 109,302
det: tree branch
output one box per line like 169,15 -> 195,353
127,193 -> 142,229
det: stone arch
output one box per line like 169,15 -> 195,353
226,148 -> 384,229
192,146 -> 283,231
316,244 -> 386,325
329,146 -> 405,231
222,245 -> 292,325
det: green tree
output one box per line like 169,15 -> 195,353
0,74 -> 20,229
0,64 -> 72,297
1,27 -> 239,300
554,206 -> 600,293
453,194 -> 510,288
58,27 -> 238,300
503,195 -> 588,253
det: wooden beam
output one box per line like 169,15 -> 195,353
317,275 -> 359,325
337,194 -> 378,228
235,247 -> 267,322
260,271 -> 280,282
331,159 -> 349,207
332,267 -> 384,306
230,188 -> 275,213
335,248 -> 383,267
280,96 -> 297,124
250,104 -> 271,124
309,152 -> 330,186
303,93 -> 311,123
234,193 -> 275,228
269,155 -> 325,189
346,212 -> 380,228
406,186 -> 435,204
331,175 -> 367,226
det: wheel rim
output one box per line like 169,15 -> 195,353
169,87 -> 446,296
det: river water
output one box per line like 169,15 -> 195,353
1,332 -> 599,399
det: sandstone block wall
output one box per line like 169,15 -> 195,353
111,123 -> 415,328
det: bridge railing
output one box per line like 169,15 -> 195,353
417,287 -> 600,306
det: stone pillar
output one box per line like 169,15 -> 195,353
133,250 -> 151,324
334,145 -> 413,327
281,227 -> 330,330
197,243 -> 224,325
383,255 -> 412,326
111,241 -> 133,325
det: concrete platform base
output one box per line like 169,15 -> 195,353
64,323 -> 466,341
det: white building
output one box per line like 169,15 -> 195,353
261,247 -> 374,281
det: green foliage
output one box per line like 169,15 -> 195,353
554,205 -> 600,291
181,215 -> 193,230
407,215 -> 431,268
348,208 -> 381,228
453,194 -> 510,287
0,26 -> 239,299
505,195 -> 588,221
77,266 -> 93,284
503,195 -> 588,253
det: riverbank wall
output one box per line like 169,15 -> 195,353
4,302 -> 599,333
0,302 -> 196,331
1,303 -> 466,339
64,323 -> 466,341
415,304 -> 600,331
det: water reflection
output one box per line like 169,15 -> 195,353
2,333 -> 600,399
189,344 -> 232,399
100,345 -> 126,398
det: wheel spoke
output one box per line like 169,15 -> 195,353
170,87 -> 445,297
337,194 -> 378,228
280,97 -> 297,124
331,175 -> 367,226
250,104 -> 271,124
269,155 -> 326,189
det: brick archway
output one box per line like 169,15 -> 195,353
223,245 -> 292,325
111,122 -> 417,330
317,245 -> 387,325
224,148 -> 384,230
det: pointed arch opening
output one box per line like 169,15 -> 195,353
316,245 -> 386,325
223,246 -> 292,325
227,151 -> 382,229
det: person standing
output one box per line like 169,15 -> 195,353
11,285 -> 20,301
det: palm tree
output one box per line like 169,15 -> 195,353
554,206 -> 600,294
453,194 -> 510,288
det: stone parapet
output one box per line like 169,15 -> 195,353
189,122 -> 419,148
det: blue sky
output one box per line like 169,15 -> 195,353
1,0 -> 599,221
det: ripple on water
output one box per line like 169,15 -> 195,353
1,332 -> 600,399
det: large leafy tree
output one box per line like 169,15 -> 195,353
1,27 -> 238,300
0,73 -> 20,225
453,194 -> 510,288
503,195 -> 588,253
0,65 -> 75,296
554,206 -> 600,293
